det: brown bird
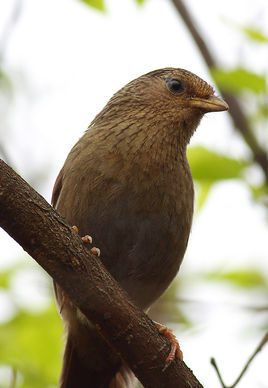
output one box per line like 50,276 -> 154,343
52,68 -> 228,387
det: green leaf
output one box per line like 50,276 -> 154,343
0,305 -> 62,387
224,19 -> 268,43
196,181 -> 213,211
187,146 -> 247,182
202,268 -> 268,289
80,0 -> 105,12
135,0 -> 146,5
241,27 -> 268,43
211,67 -> 267,95
187,147 -> 247,208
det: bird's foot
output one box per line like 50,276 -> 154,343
72,225 -> 101,256
90,247 -> 101,256
72,225 -> 79,234
81,235 -> 93,244
154,322 -> 183,363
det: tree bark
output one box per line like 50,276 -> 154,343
0,159 -> 203,388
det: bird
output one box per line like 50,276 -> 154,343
52,68 -> 228,387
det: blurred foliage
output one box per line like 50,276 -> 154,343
0,70 -> 13,97
0,306 -> 62,388
202,267 -> 268,289
188,146 -> 247,181
241,26 -> 268,43
79,0 -> 146,11
149,279 -> 193,329
238,24 -> 268,43
0,262 -> 62,388
0,1 -> 267,387
80,0 -> 105,12
0,263 -> 25,289
225,20 -> 268,43
211,67 -> 267,95
250,101 -> 268,122
250,183 -> 268,206
210,21 -> 268,208
188,146 -> 247,208
135,0 -> 147,5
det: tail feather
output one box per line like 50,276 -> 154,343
60,336 -> 89,388
55,281 -> 138,387
59,333 -> 137,387
109,364 -> 138,388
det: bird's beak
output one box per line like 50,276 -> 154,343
188,95 -> 228,112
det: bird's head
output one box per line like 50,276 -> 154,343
93,68 -> 228,154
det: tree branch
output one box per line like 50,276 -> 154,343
171,0 -> 268,185
211,331 -> 268,388
0,159 -> 203,388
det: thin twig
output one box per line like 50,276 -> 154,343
171,0 -> 268,185
210,358 -> 226,388
210,331 -> 268,388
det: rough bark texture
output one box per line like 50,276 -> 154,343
0,159 -> 203,388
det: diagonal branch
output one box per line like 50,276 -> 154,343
171,0 -> 268,185
0,159 -> 203,388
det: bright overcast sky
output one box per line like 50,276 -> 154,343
0,0 -> 267,387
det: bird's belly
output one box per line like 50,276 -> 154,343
84,202 -> 192,310
120,221 -> 190,310
58,171 -> 193,310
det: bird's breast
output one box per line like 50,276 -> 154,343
86,160 -> 194,309
56,148 -> 194,309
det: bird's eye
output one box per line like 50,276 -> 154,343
165,78 -> 185,94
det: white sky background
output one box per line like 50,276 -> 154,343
0,0 -> 267,387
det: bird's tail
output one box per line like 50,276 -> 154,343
109,364 -> 138,388
59,335 -> 88,388
59,332 -> 138,388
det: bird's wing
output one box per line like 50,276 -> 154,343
51,167 -> 64,208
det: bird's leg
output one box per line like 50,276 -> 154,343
72,225 -> 101,256
154,322 -> 183,362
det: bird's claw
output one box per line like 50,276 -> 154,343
81,235 -> 93,244
90,247 -> 101,257
72,226 -> 100,256
155,322 -> 183,363
72,225 -> 79,234
73,226 -> 93,245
